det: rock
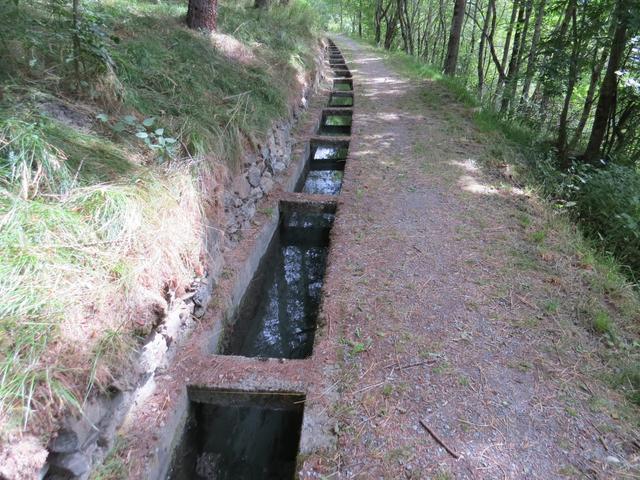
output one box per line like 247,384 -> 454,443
272,161 -> 286,174
260,177 -> 274,195
231,175 -> 251,200
243,153 -> 257,168
250,187 -> 263,200
49,452 -> 90,477
241,202 -> 256,220
0,436 -> 48,480
247,166 -> 262,187
48,429 -> 79,454
139,335 -> 168,374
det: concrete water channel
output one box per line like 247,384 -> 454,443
163,39 -> 353,479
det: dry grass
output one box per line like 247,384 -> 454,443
0,165 -> 206,437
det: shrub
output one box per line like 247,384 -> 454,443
574,164 -> 640,277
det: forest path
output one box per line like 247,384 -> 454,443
322,35 -> 637,479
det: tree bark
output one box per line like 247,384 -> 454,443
443,0 -> 466,75
520,0 -> 546,104
556,0 -> 578,166
384,4 -> 400,50
569,47 -> 607,149
582,0 -> 630,164
500,0 -> 532,114
187,0 -> 217,31
501,0 -> 519,70
477,0 -> 492,99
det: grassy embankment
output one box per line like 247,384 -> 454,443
0,0 -> 318,441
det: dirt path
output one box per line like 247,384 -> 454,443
321,36 -> 639,479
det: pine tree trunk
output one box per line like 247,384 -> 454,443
443,0 -> 466,75
582,0 -> 629,164
187,0 -> 217,31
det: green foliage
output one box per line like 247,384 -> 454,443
592,310 -> 614,337
612,363 -> 640,406
573,164 -> 640,277
97,114 -> 177,163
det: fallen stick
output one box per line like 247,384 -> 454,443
385,360 -> 435,370
419,419 -> 461,459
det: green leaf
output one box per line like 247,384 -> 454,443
96,113 -> 109,122
154,128 -> 164,136
164,138 -> 177,144
112,122 -> 126,132
142,117 -> 155,127
135,132 -> 148,139
123,115 -> 137,125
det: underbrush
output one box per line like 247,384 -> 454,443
0,0 -> 317,441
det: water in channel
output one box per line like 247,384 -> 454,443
222,210 -> 334,359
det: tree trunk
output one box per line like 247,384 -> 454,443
187,0 -> 217,31
520,0 -> 546,104
477,0 -> 492,99
384,5 -> 399,50
501,0 -> 519,70
569,47 -> 607,149
582,0 -> 629,164
72,0 -> 81,92
500,0 -> 531,114
443,0 -> 466,75
556,0 -> 578,166
254,0 -> 269,7
375,0 -> 383,44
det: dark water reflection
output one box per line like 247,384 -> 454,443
303,170 -> 343,195
223,211 -> 333,359
167,400 -> 303,480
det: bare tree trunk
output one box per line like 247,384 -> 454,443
187,0 -> 217,31
384,4 -> 400,49
72,0 -> 81,92
375,0 -> 384,44
500,0 -> 531,114
583,0 -> 630,164
520,0 -> 546,104
421,0 -> 434,60
569,48 -> 608,149
397,0 -> 414,54
443,0 -> 466,75
556,0 -> 578,166
501,0 -> 519,70
478,0 -> 492,99
464,0 -> 480,77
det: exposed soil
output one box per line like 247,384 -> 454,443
115,37 -> 639,479
317,36 -> 640,479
